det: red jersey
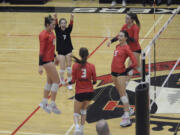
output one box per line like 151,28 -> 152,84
39,30 -> 56,63
71,62 -> 96,94
111,44 -> 137,73
121,24 -> 141,52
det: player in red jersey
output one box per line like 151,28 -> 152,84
38,15 -> 61,114
53,13 -> 74,90
110,31 -> 137,127
107,13 -> 141,80
65,47 -> 96,135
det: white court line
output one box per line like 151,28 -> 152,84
64,124 -> 74,135
0,130 -> 63,135
63,15 -> 165,135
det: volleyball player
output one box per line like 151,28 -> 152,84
65,47 -> 96,135
107,13 -> 141,82
38,15 -> 61,114
53,13 -> 74,90
110,31 -> 137,127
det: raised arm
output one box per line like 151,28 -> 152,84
53,13 -> 59,33
67,14 -> 74,33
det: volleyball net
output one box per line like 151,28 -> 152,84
141,6 -> 180,111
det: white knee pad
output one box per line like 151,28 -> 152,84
128,70 -> 133,76
74,113 -> 81,117
44,83 -> 52,91
67,67 -> 72,74
80,109 -> 87,115
120,96 -> 129,104
51,83 -> 59,92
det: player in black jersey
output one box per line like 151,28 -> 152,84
53,13 -> 74,90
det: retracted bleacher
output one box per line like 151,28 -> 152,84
8,0 -> 48,4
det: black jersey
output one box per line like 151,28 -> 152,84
55,20 -> 73,55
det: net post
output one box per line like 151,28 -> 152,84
135,51 -> 150,135
135,83 -> 150,135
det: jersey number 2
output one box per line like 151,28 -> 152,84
81,69 -> 87,78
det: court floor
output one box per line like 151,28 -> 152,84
0,1 -> 180,135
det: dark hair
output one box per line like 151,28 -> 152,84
127,13 -> 140,28
72,47 -> 89,66
44,15 -> 54,27
120,30 -> 134,43
59,18 -> 67,24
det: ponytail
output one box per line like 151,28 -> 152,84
72,47 -> 89,67
127,13 -> 140,28
44,15 -> 54,27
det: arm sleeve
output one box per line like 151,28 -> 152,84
39,34 -> 46,65
92,64 -> 97,84
111,35 -> 118,43
67,20 -> 73,33
126,47 -> 137,70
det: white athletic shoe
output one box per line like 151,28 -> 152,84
111,1 -> 116,6
67,84 -> 73,90
122,0 -> 126,7
129,107 -> 135,116
39,102 -> 51,114
47,103 -> 61,114
120,114 -> 132,127
74,125 -> 81,135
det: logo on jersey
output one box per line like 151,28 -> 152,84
63,34 -> 66,40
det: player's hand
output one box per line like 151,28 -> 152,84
38,66 -> 43,75
53,13 -> 57,19
107,41 -> 111,47
54,57 -> 59,66
70,14 -> 74,20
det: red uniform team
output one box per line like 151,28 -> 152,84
38,13 -> 140,134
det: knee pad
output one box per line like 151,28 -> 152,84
80,109 -> 87,115
74,113 -> 81,117
67,67 -> 72,74
44,83 -> 52,91
128,70 -> 133,76
51,83 -> 59,92
120,96 -> 129,104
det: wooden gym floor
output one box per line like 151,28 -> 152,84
0,0 -> 180,135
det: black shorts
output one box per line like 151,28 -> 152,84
75,92 -> 94,102
42,60 -> 53,65
133,49 -> 142,54
111,71 -> 127,77
58,50 -> 72,56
